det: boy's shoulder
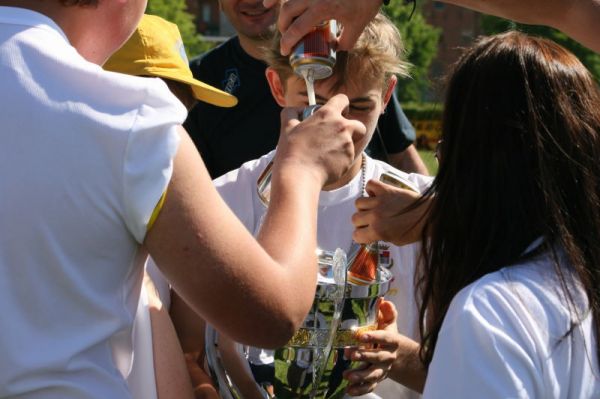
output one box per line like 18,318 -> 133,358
213,150 -> 276,188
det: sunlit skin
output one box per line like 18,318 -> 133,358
266,69 -> 396,190
219,0 -> 278,44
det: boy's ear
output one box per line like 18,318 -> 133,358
265,67 -> 287,107
382,75 -> 397,110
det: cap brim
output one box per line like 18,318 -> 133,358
150,68 -> 238,108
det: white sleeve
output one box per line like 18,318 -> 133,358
122,82 -> 186,243
423,282 -> 544,399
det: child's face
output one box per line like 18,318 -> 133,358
280,74 -> 390,159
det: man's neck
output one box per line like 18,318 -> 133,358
237,34 -> 270,61
322,153 -> 365,192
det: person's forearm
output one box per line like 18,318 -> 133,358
255,162 -> 322,319
218,335 -> 266,399
439,0 -> 565,24
185,352 -> 220,399
388,145 -> 429,176
387,337 -> 427,393
439,0 -> 600,53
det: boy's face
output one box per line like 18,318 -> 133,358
266,69 -> 396,160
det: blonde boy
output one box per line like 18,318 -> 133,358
214,13 -> 431,399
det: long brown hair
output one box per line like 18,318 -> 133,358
419,31 -> 600,365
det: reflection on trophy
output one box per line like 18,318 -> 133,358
205,249 -> 393,399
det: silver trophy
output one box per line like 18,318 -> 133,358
205,248 -> 392,399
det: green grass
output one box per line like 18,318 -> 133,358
419,149 -> 438,176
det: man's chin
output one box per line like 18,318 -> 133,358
244,26 -> 277,42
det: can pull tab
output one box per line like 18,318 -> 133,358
300,104 -> 321,121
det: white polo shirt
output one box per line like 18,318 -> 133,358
423,253 -> 600,398
0,7 -> 185,398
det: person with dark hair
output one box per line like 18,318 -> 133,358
348,31 -> 600,397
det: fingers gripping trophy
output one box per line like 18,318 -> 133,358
205,22 -> 411,398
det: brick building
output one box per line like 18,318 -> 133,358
185,0 -> 233,37
422,1 -> 483,79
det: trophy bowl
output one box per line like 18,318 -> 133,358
205,249 -> 392,399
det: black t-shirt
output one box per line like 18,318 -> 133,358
185,36 -> 414,178
185,37 -> 281,178
368,93 -> 415,163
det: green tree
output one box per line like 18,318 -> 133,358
481,16 -> 600,83
146,0 -> 215,58
384,1 -> 440,102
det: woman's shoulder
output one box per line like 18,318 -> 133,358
449,254 -> 583,344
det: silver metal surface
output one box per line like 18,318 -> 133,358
205,250 -> 391,399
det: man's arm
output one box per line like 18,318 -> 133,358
267,0 -> 600,56
375,94 -> 429,175
264,0 -> 383,55
440,0 -> 600,53
145,96 -> 362,349
387,144 -> 429,176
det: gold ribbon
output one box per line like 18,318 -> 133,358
285,324 -> 378,348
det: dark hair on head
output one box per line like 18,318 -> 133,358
418,31 -> 600,366
60,0 -> 98,6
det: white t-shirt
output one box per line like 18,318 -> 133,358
0,7 -> 185,398
423,251 -> 600,398
215,151 -> 432,399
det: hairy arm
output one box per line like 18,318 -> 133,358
440,0 -> 600,53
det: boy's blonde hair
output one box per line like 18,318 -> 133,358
264,13 -> 410,93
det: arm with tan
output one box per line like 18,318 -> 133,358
439,0 -> 600,53
144,95 -> 362,349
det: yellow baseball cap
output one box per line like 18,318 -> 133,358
104,14 -> 237,108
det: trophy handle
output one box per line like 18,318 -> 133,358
205,325 -> 270,399
309,249 -> 348,397
204,325 -> 238,399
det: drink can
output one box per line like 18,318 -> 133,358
289,20 -> 337,80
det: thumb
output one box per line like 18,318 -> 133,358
378,300 -> 398,330
280,106 -> 302,133
364,178 -> 389,197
